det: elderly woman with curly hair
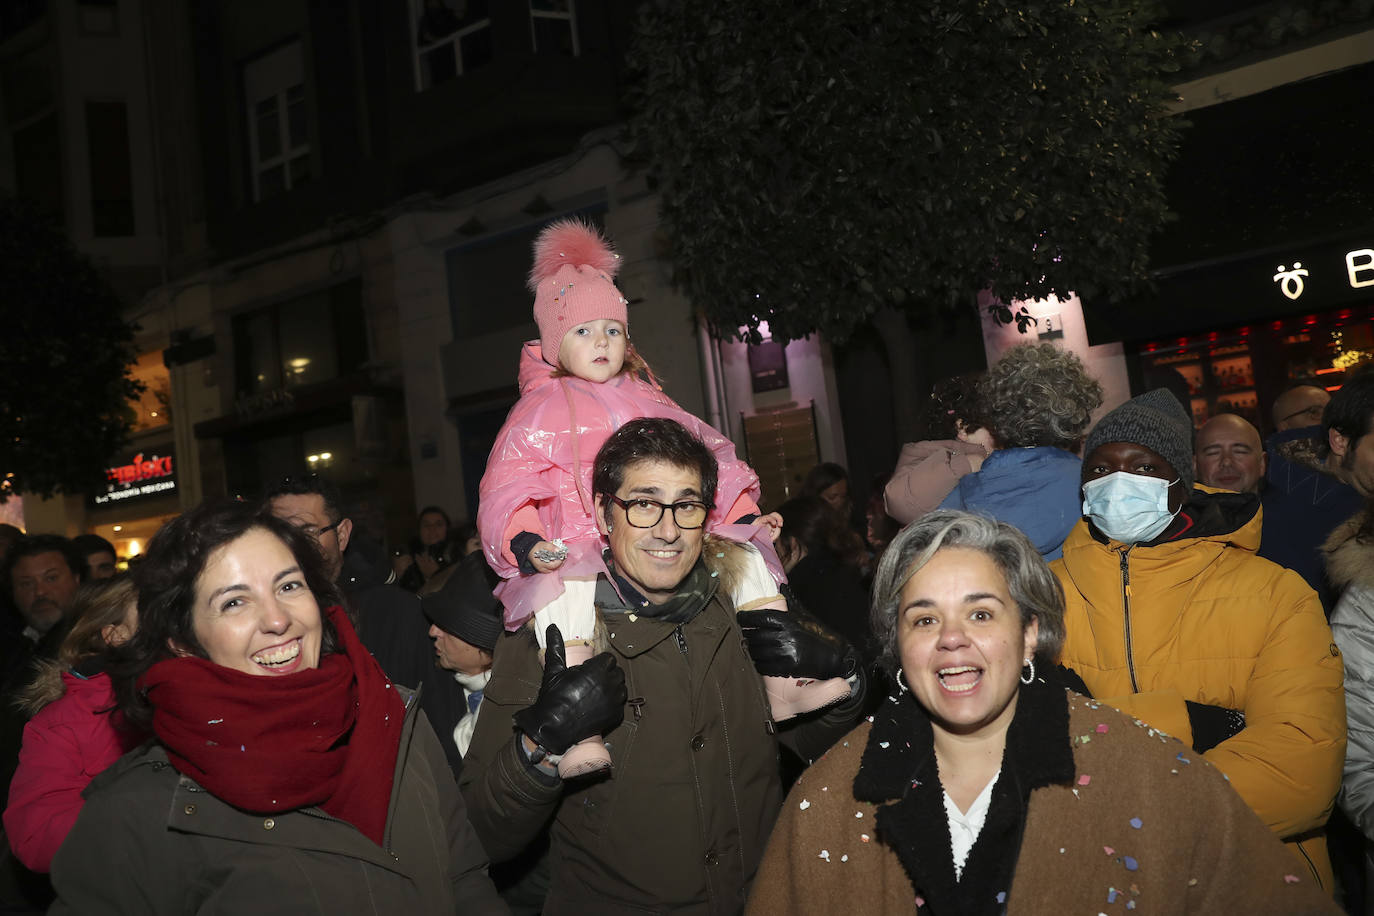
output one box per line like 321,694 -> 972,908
936,342 -> 1103,560
746,511 -> 1338,915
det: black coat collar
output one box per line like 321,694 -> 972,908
853,671 -> 1075,915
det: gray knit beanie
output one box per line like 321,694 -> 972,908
1082,389 -> 1195,492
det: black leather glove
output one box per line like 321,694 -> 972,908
513,625 -> 627,755
1185,700 -> 1245,754
737,608 -> 854,680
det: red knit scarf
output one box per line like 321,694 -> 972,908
140,605 -> 404,846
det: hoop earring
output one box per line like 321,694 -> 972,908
1020,657 -> 1035,685
896,669 -> 909,694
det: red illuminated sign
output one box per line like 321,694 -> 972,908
94,452 -> 176,505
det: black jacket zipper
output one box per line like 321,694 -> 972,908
1118,547 -> 1139,693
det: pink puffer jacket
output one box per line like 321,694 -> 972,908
478,342 -> 765,629
4,670 -> 141,872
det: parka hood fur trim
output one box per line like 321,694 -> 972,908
1323,505 -> 1374,591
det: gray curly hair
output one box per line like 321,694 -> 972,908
979,343 -> 1102,450
869,510 -> 1067,678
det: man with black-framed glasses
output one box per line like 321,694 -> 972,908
461,418 -> 866,914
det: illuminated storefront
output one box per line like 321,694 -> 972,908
1120,233 -> 1374,431
86,445 -> 181,570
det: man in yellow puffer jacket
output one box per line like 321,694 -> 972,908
1052,388 -> 1346,893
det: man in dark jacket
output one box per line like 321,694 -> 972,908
461,418 -> 867,915
266,473 -> 469,779
1259,374 -> 1371,610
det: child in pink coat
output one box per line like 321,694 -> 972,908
4,578 -> 143,872
477,219 -> 850,777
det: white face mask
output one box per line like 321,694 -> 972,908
1081,471 -> 1181,544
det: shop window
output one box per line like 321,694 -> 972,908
76,0 -> 116,34
243,41 -> 311,202
529,0 -> 578,57
1137,303 -> 1374,431
233,280 -> 367,398
223,419 -> 355,502
129,350 -> 171,431
86,100 -> 134,236
411,0 -> 492,90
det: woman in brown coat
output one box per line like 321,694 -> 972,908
747,510 -> 1337,915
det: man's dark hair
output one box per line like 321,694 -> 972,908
112,499 -> 343,728
1325,362 -> 1374,452
4,535 -> 85,591
263,471 -> 346,522
73,533 -> 116,559
592,419 -> 719,523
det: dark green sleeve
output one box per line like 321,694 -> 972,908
459,628 -> 564,864
48,772 -> 181,914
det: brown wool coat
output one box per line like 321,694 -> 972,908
747,692 -> 1340,916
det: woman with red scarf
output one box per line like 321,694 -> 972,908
47,501 -> 507,915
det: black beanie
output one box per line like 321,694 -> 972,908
420,553 -> 504,652
1082,389 -> 1195,492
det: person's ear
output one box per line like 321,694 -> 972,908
336,518 -> 353,554
167,638 -> 192,658
595,498 -> 612,536
1022,614 -> 1040,661
1330,427 -> 1351,460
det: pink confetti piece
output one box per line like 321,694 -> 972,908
1095,723 -> 1109,733
1104,846 -> 1115,856
1283,875 -> 1300,884
1078,774 -> 1091,786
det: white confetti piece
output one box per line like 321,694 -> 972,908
841,855 -> 848,862
855,812 -> 864,818
799,799 -> 810,810
879,741 -> 890,749
819,850 -> 830,861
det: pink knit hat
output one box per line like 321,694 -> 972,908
528,218 -> 628,360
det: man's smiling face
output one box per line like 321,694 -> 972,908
598,459 -> 706,604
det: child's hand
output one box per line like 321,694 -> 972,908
530,539 -> 568,573
753,512 -> 784,542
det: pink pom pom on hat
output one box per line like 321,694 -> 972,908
528,218 -> 628,361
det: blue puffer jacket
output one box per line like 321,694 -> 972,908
938,446 -> 1083,559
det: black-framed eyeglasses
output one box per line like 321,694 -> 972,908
605,494 -> 711,529
1279,404 -> 1325,425
297,521 -> 340,540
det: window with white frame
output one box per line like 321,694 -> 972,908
410,0 -> 492,91
529,0 -> 577,56
243,41 -> 311,202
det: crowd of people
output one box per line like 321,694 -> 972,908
0,218 -> 1371,913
